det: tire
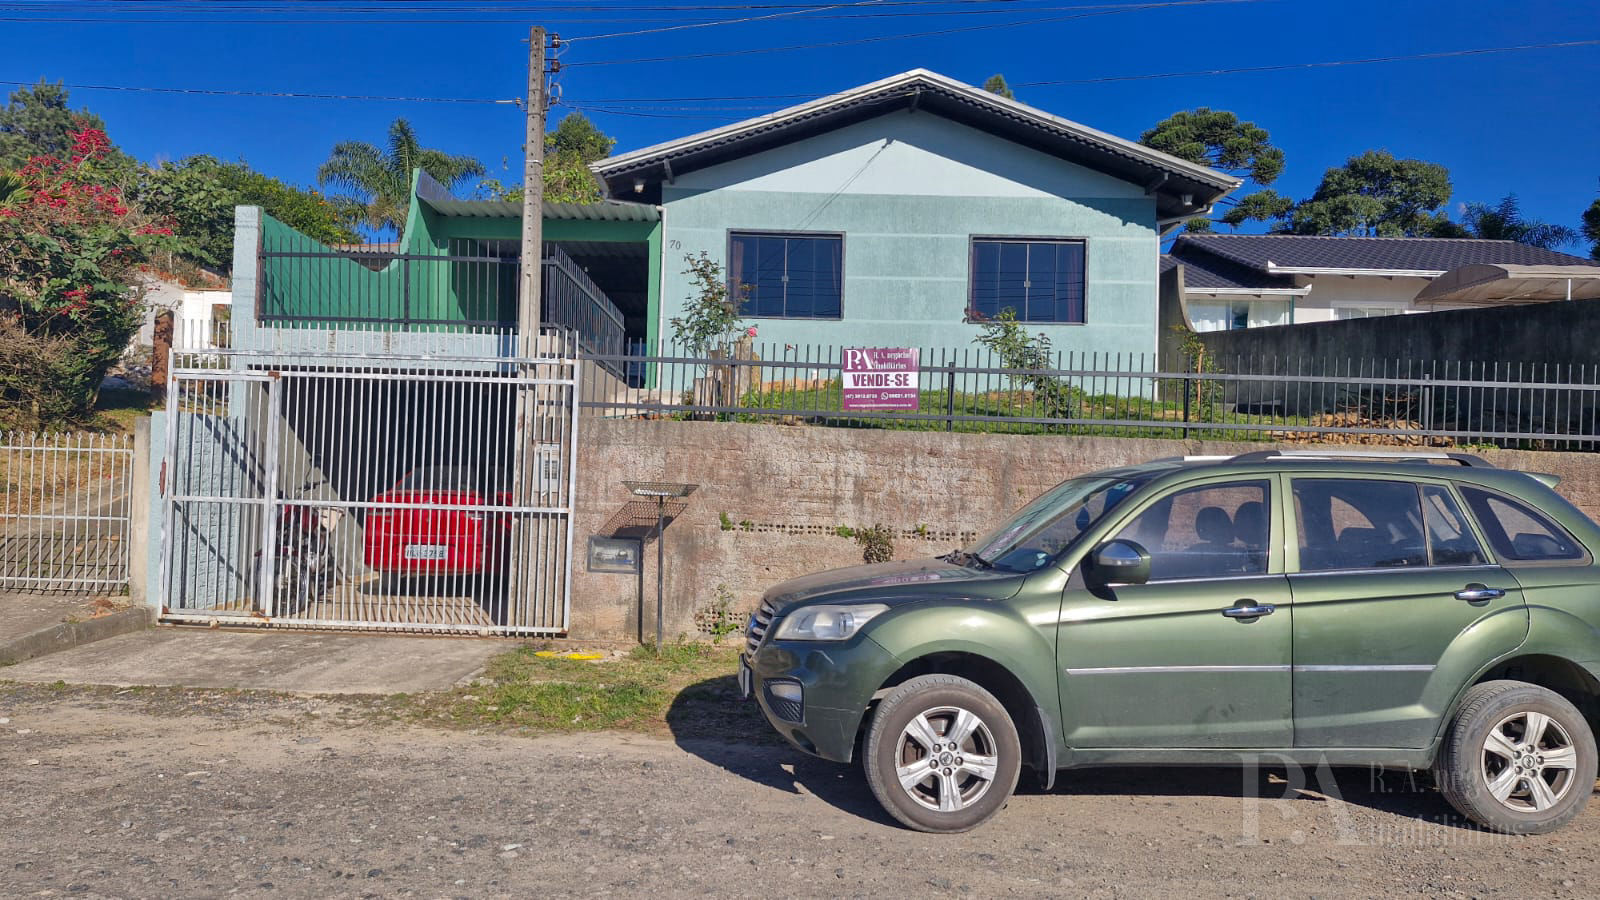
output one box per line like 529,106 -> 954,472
1434,680 -> 1597,834
862,674 -> 1021,833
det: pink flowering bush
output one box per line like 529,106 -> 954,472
0,126 -> 181,424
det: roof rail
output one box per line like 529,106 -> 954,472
1230,450 -> 1493,468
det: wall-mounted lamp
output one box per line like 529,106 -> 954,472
633,177 -> 645,194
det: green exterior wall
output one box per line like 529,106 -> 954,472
658,109 -> 1161,358
254,170 -> 660,340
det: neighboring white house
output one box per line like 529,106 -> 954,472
137,273 -> 232,349
1162,234 -> 1600,332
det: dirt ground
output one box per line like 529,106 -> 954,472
2,683 -> 1597,899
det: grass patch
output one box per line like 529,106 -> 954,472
401,641 -> 775,741
728,379 -> 1310,439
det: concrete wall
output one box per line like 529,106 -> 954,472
1195,296 -> 1600,368
659,110 -> 1161,358
568,420 -> 1600,642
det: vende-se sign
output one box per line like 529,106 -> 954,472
842,347 -> 920,411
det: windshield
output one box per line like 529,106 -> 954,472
966,475 -> 1151,573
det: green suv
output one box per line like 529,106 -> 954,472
738,450 -> 1600,833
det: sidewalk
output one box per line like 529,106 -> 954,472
0,592 -> 151,666
0,627 -> 507,694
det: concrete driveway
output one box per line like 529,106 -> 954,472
0,627 -> 507,694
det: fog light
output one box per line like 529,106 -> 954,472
769,681 -> 802,703
764,679 -> 805,723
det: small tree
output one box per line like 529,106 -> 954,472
1170,325 -> 1222,422
670,252 -> 754,411
972,308 -> 1077,420
670,252 -> 747,357
0,127 -> 176,425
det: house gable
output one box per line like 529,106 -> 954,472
671,109 -> 1147,203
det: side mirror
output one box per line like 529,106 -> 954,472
1088,539 -> 1151,587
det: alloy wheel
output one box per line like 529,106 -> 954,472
893,705 -> 1000,813
1480,710 -> 1579,813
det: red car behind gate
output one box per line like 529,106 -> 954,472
362,467 -> 511,575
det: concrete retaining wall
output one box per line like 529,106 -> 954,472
569,420 -> 1600,642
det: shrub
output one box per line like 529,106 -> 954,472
855,523 -> 894,564
0,126 -> 179,426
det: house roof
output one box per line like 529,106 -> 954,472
591,69 -> 1240,218
1163,249 -> 1306,294
1171,234 -> 1596,277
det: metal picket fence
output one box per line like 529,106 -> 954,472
0,432 -> 135,592
578,342 -> 1600,450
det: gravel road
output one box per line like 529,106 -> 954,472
3,684 -> 1597,899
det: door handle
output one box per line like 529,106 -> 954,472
1455,584 -> 1506,602
1222,602 -> 1276,619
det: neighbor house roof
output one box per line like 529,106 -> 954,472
1170,234 -> 1596,278
591,68 -> 1240,219
1163,250 -> 1307,295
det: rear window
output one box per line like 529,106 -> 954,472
1293,478 -> 1428,572
393,467 -> 505,493
1459,486 -> 1586,563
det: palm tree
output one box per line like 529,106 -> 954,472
316,118 -> 485,235
1460,194 -> 1579,250
0,171 -> 23,206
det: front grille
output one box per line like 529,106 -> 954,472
746,598 -> 776,654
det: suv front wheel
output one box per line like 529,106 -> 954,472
1435,680 -> 1598,834
863,674 -> 1022,833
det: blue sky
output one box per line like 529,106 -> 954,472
5,0 -> 1598,240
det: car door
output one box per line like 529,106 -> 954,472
1058,476 -> 1294,749
1286,476 -> 1528,749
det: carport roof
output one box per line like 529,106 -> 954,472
418,195 -> 660,222
1413,264 -> 1600,306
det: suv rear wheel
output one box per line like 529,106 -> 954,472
1435,680 -> 1597,834
863,674 -> 1021,833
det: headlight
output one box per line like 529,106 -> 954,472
772,603 -> 889,641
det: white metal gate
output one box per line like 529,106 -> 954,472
159,345 -> 579,634
0,432 -> 134,592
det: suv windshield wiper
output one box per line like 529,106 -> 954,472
942,549 -> 992,569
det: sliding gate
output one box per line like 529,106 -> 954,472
159,347 -> 578,634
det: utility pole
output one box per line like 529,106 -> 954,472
517,24 -> 548,355
509,25 -> 549,630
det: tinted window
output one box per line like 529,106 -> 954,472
728,232 -> 842,319
1112,481 -> 1270,581
1422,485 -> 1486,566
1459,486 -> 1585,562
969,239 -> 1086,324
1293,479 -> 1427,571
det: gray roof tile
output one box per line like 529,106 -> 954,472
1164,249 -> 1300,291
1172,234 -> 1594,273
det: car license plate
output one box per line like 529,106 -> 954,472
737,655 -> 753,700
403,544 -> 450,561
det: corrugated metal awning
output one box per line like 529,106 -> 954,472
1414,264 -> 1600,306
419,195 -> 660,222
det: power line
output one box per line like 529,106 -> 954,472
1015,37 -> 1600,86
566,0 -> 1263,66
0,78 -> 519,104
564,0 -> 891,42
11,36 -> 1594,111
563,36 -> 1600,104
